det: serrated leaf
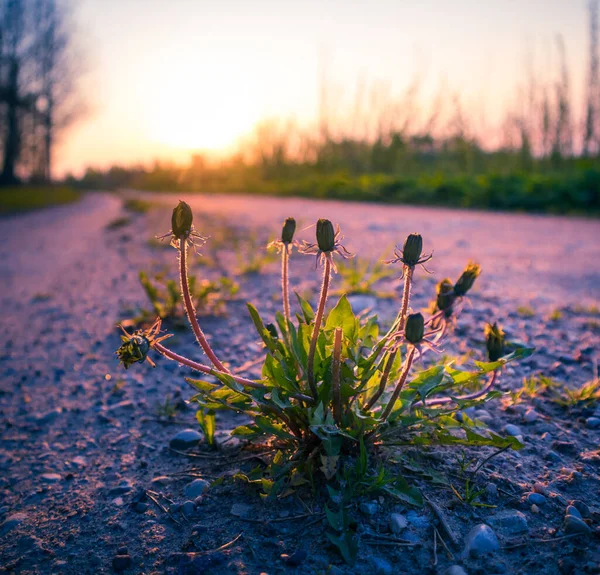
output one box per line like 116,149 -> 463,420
295,293 -> 315,323
325,295 -> 358,341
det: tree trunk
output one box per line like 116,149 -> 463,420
0,58 -> 21,185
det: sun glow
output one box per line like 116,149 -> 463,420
149,72 -> 256,152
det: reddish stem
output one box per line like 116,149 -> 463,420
307,256 -> 331,397
179,240 -> 229,374
381,346 -> 416,420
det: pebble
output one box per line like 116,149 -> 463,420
565,505 -> 581,519
533,482 -> 548,495
570,500 -> 590,518
0,512 -> 27,536
169,429 -> 203,450
406,510 -> 430,529
489,510 -> 528,535
359,501 -> 378,516
367,555 -> 392,575
563,515 -> 591,535
523,409 -> 538,423
134,502 -> 149,513
389,513 -> 408,534
586,417 -> 600,429
184,478 -> 210,499
545,451 -> 562,463
230,503 -> 252,518
463,524 -> 500,557
504,424 -> 522,437
485,483 -> 498,501
182,501 -> 196,517
112,553 -> 132,572
444,567 -> 468,575
109,480 -> 133,496
40,473 -> 61,483
526,492 -> 546,506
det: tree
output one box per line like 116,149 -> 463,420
0,0 -> 81,185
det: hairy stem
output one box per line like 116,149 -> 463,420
179,240 -> 230,374
282,246 -> 291,325
414,370 -> 499,409
153,342 -> 315,404
307,256 -> 331,397
365,266 -> 414,410
381,346 -> 416,421
332,327 -> 343,425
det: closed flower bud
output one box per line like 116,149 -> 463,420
281,217 -> 296,244
485,322 -> 505,362
454,262 -> 481,296
116,334 -> 150,369
405,312 -> 425,344
402,233 -> 423,267
316,219 -> 335,252
436,278 -> 456,312
171,201 -> 194,238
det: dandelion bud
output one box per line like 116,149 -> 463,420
116,334 -> 150,369
281,217 -> 296,244
436,278 -> 456,313
405,312 -> 425,344
171,201 -> 193,238
485,322 -> 505,362
454,262 -> 481,297
316,219 -> 335,252
402,233 -> 424,267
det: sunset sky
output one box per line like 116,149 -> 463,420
58,0 -> 588,177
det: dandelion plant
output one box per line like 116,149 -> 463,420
116,201 -> 534,563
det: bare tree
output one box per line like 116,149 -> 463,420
583,0 -> 599,156
0,0 -> 82,185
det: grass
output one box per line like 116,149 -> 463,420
0,185 -> 81,214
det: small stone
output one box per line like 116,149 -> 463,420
545,451 -> 562,463
526,492 -> 546,506
570,500 -> 590,518
533,482 -> 548,495
505,424 -> 522,437
0,512 -> 27,536
463,524 -> 500,557
406,510 -> 430,529
360,501 -> 378,516
444,567 -> 468,575
389,513 -> 408,534
565,505 -> 582,519
134,502 -> 149,513
151,476 -> 173,486
586,417 -> 600,429
40,473 -> 61,483
552,440 -> 576,454
563,515 -> 591,535
109,480 -> 133,496
112,554 -> 132,572
182,501 -> 196,517
184,478 -> 210,499
485,483 -> 498,500
367,556 -> 392,575
169,429 -> 203,450
230,503 -> 252,518
281,549 -> 307,566
489,510 -> 528,535
112,497 -> 125,507
523,409 -> 538,423
168,503 -> 181,515
531,504 -> 540,514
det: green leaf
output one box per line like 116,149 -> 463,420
254,415 -> 297,441
231,424 -> 260,436
325,295 -> 358,341
196,409 -> 216,446
384,476 -> 423,507
246,303 -> 277,352
407,365 -> 446,402
185,378 -> 219,392
326,530 -> 358,565
325,504 -> 345,531
295,293 -> 315,323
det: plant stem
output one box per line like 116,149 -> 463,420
282,246 -> 291,325
153,342 -> 315,404
307,256 -> 331,397
332,327 -> 343,425
179,240 -> 229,374
365,266 -> 414,410
381,346 -> 415,420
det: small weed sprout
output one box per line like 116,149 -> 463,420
115,202 -> 534,563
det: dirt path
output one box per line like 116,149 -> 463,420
0,192 -> 598,575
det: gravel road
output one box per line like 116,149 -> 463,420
0,191 -> 598,575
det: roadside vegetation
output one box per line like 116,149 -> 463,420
0,186 -> 80,214
116,201 -> 533,563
